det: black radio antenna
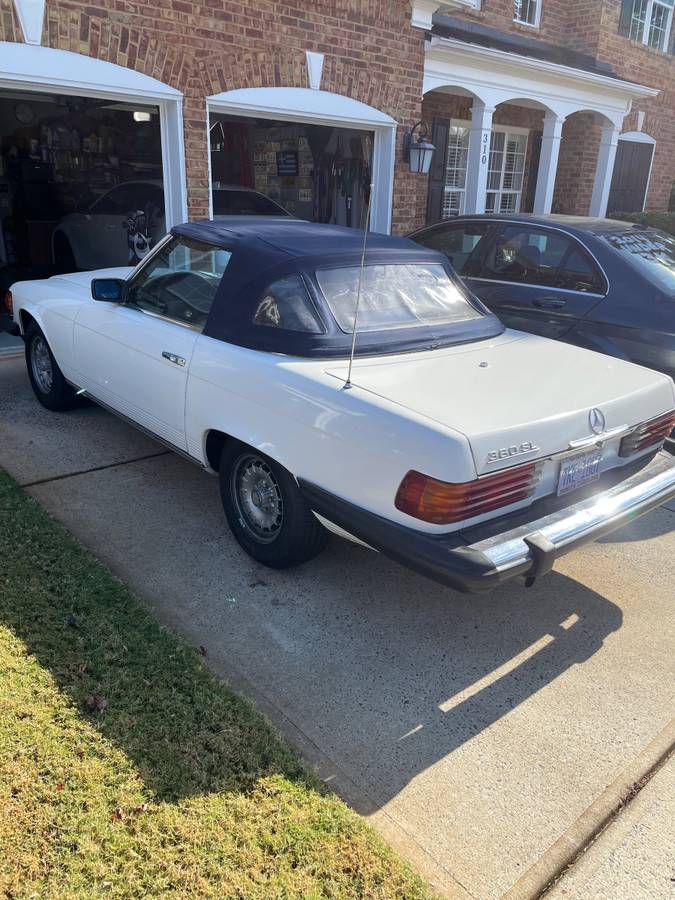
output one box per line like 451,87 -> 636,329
344,182 -> 374,390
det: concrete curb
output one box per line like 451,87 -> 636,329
501,716 -> 675,900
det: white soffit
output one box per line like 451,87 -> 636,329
12,0 -> 44,45
206,87 -> 396,128
424,36 -> 659,123
0,41 -> 182,101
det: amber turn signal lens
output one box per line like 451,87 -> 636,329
2,290 -> 12,317
395,462 -> 539,525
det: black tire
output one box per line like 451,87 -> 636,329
53,233 -> 77,273
25,323 -> 78,411
219,440 -> 327,569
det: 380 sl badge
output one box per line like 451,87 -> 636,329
487,441 -> 541,464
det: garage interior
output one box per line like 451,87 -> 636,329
0,91 -> 164,280
0,89 -> 164,348
209,113 -> 374,227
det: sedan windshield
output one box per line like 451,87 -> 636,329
315,263 -> 482,333
602,229 -> 675,292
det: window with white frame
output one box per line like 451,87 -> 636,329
624,0 -> 674,51
485,129 -> 529,214
441,123 -> 529,218
442,123 -> 470,217
514,0 -> 541,27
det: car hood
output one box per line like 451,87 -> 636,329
48,267 -> 134,290
326,331 -> 675,475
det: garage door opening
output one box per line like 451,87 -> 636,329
209,113 -> 374,228
0,91 -> 165,293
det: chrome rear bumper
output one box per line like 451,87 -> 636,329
299,451 -> 675,593
473,450 -> 675,581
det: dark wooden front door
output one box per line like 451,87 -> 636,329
607,140 -> 654,214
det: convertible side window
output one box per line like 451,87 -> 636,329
126,236 -> 231,330
253,274 -> 324,333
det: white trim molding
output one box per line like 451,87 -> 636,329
424,35 -> 659,124
0,42 -> 187,229
12,0 -> 45,45
305,51 -> 324,90
423,36 -> 661,218
619,130 -> 656,144
410,0 -> 480,30
513,0 -> 542,29
206,87 -> 397,234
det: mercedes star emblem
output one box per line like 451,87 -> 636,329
589,407 -> 606,435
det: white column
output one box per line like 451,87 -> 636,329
589,123 -> 621,218
465,103 -> 495,215
533,113 -> 565,214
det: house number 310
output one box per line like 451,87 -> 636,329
481,131 -> 489,165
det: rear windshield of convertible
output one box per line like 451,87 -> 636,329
315,263 -> 482,333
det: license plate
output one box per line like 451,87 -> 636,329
557,449 -> 602,496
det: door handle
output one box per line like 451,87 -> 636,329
162,351 -> 186,367
532,297 -> 567,310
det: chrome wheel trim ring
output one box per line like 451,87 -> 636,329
232,454 -> 283,543
30,336 -> 54,394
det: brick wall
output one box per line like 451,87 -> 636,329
595,0 -> 674,212
1,0 -> 672,230
445,0 -> 674,215
0,0 -> 426,231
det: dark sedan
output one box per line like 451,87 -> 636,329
408,214 -> 675,382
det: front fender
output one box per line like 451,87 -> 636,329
14,299 -> 48,338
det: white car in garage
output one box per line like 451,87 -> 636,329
8,218 -> 675,592
52,182 -> 291,271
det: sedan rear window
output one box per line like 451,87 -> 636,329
315,264 -> 481,333
602,230 -> 675,291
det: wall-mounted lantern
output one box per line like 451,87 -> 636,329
403,121 -> 435,175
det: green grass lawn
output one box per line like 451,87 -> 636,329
0,469 -> 431,899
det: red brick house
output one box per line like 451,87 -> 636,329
0,0 -> 672,286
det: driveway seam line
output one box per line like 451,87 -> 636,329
20,450 -> 172,488
501,715 -> 675,900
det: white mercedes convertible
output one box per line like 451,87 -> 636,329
7,219 -> 675,592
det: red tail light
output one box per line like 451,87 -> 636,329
619,410 -> 675,458
395,461 -> 540,525
2,290 -> 12,317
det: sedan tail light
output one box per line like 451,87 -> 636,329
2,290 -> 12,317
619,410 -> 675,458
395,461 -> 541,525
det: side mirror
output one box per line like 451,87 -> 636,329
91,278 -> 126,302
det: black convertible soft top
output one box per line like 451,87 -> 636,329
173,218 -> 503,357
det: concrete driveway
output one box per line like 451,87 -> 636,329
2,352 -> 674,899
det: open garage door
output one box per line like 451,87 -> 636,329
0,91 -> 165,282
209,112 -> 374,228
